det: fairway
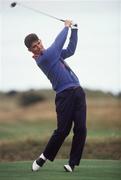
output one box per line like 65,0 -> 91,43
0,159 -> 120,180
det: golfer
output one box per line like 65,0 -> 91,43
24,20 -> 87,172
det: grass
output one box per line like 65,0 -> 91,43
0,121 -> 55,141
0,120 -> 121,142
0,159 -> 120,180
0,120 -> 121,161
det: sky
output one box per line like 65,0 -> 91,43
0,0 -> 121,94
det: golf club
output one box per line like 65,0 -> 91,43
10,2 -> 77,27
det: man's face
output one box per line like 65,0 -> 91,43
29,39 -> 44,55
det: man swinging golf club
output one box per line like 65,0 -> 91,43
24,20 -> 87,172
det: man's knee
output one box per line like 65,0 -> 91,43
73,126 -> 87,136
53,128 -> 70,138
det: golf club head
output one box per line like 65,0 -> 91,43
10,2 -> 17,8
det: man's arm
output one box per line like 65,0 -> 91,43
49,26 -> 69,53
44,20 -> 73,60
60,27 -> 78,59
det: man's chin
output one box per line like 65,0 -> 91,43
40,49 -> 44,55
35,52 -> 41,55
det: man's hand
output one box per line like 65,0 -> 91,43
64,20 -> 73,27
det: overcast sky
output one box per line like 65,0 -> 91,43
0,0 -> 121,94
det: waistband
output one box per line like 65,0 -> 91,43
62,86 -> 81,92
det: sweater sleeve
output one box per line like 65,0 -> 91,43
60,28 -> 78,59
44,27 -> 69,60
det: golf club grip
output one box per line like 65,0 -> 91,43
60,19 -> 77,27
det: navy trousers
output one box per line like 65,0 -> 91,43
43,86 -> 87,166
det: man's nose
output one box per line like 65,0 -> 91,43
37,44 -> 40,48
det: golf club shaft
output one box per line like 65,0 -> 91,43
14,2 -> 77,27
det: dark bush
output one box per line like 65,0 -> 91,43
19,91 -> 45,106
117,92 -> 121,99
6,90 -> 18,97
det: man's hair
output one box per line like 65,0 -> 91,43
24,33 -> 39,49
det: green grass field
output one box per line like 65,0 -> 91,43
0,120 -> 121,141
0,159 -> 120,180
0,119 -> 121,161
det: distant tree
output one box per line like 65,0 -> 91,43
19,91 -> 46,106
117,92 -> 121,99
6,90 -> 17,96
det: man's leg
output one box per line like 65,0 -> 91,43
69,87 -> 87,167
43,90 -> 75,161
32,89 -> 75,171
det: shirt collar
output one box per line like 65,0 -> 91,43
32,54 -> 39,60
32,50 -> 45,60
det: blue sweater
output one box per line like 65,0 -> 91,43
35,27 -> 80,93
